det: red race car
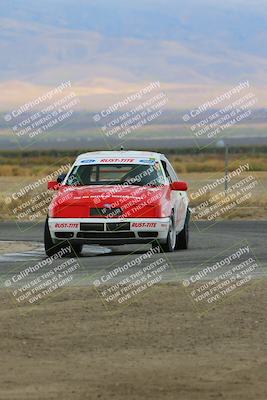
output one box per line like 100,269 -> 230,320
45,151 -> 189,255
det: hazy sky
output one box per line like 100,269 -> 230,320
0,0 -> 266,108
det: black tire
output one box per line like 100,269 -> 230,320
175,208 -> 190,250
44,217 -> 57,257
160,213 -> 176,253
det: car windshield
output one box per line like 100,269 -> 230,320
65,163 -> 166,186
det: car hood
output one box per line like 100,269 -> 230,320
50,185 -> 170,218
54,184 -> 168,206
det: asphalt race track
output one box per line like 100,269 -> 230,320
0,220 -> 266,288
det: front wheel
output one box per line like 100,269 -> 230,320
175,208 -> 190,250
160,214 -> 176,253
44,217 -> 57,257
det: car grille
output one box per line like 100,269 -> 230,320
80,223 -> 104,231
80,222 -> 130,231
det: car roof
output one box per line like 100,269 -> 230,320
75,150 -> 166,162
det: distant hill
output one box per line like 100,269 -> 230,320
0,0 -> 267,110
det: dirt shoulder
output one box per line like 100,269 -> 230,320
0,241 -> 39,254
0,282 -> 267,400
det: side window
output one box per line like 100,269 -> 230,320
161,161 -> 172,183
166,161 -> 178,182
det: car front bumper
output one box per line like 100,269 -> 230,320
48,217 -> 170,245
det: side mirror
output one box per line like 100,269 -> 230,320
171,181 -> 188,191
57,173 -> 67,184
48,181 -> 59,190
